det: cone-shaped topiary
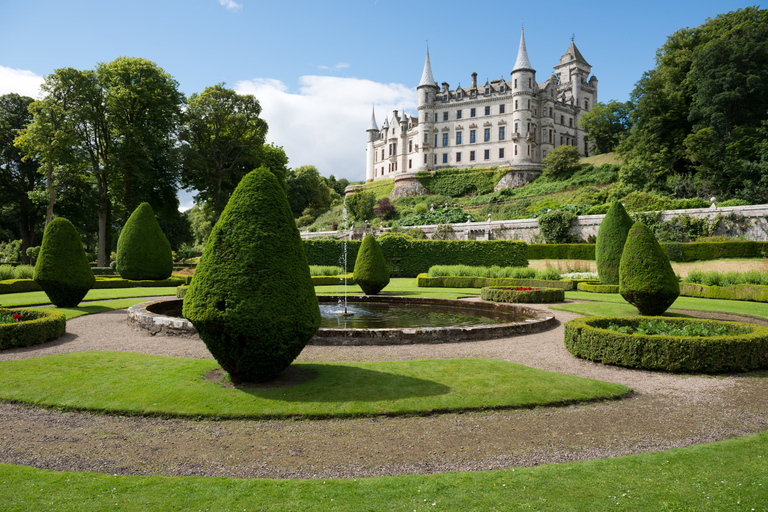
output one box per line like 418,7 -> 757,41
619,222 -> 680,316
182,167 -> 320,384
34,217 -> 95,307
595,201 -> 634,285
116,202 -> 173,280
353,233 -> 390,295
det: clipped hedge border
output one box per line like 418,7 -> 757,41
416,274 -> 582,291
527,244 -> 596,260
577,281 -> 620,293
564,316 -> 768,373
176,285 -> 188,299
0,308 -> 66,350
679,282 -> 768,303
312,274 -> 355,286
481,286 -> 565,303
0,277 -> 186,294
526,241 -> 768,262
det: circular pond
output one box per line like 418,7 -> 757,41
127,296 -> 556,345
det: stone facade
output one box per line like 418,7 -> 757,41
365,28 -> 597,183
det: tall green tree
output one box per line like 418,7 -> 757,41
285,165 -> 333,217
0,93 -> 44,264
578,101 -> 632,154
179,84 -> 268,222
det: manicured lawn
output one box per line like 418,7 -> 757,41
0,353 -> 629,419
2,430 -> 766,511
0,287 -> 178,308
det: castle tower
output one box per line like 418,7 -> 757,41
554,39 -> 597,155
510,27 -> 536,163
416,47 -> 438,172
365,105 -> 378,182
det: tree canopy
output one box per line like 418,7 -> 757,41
578,101 -> 632,154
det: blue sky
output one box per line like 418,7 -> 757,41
0,0 -> 755,209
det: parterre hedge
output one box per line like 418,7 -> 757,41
527,244 -> 596,260
679,282 -> 768,303
576,282 -> 619,293
0,308 -> 66,350
416,274 -> 581,290
304,239 -> 527,277
564,316 -> 768,373
481,286 -> 565,303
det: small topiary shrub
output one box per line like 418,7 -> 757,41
353,234 -> 390,295
33,217 -> 95,307
481,286 -> 565,303
619,222 -> 680,316
0,308 -> 66,350
595,201 -> 633,285
537,210 -> 577,244
182,168 -> 320,384
116,202 -> 173,281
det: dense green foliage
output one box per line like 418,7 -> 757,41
595,201 -> 634,284
663,240 -> 768,261
426,265 -> 560,281
116,203 -> 173,280
578,101 -> 632,154
345,190 -> 376,221
541,146 -> 581,178
414,167 -> 507,197
619,223 -> 680,315
565,316 -> 768,372
352,234 -> 390,295
183,168 -> 320,383
606,318 -> 734,337
576,282 -> 619,294
33,217 -> 95,307
0,264 -> 34,280
395,206 -> 474,226
537,210 -> 577,243
481,286 -> 565,303
0,308 -> 66,350
619,7 -> 768,202
684,268 -> 768,286
417,275 -> 580,291
285,165 -> 334,218
527,243 -> 596,260
679,282 -> 768,303
304,239 -> 528,277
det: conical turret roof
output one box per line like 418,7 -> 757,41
367,105 -> 378,131
418,47 -> 436,88
558,41 -> 590,66
512,27 -> 533,72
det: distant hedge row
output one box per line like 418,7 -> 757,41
564,316 -> 768,373
416,274 -> 582,291
527,241 -> 768,262
0,276 -> 186,295
481,286 -> 565,303
303,239 -> 527,278
576,282 -> 619,293
679,282 -> 768,303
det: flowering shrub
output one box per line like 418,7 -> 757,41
0,312 -> 22,324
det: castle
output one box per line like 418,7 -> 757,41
365,29 -> 598,183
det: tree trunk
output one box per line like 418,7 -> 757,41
45,161 -> 56,227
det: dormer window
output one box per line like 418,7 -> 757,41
500,85 -> 505,93
443,94 -> 447,101
457,91 -> 462,99
485,87 -> 490,95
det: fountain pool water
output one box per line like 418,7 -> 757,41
128,296 -> 556,345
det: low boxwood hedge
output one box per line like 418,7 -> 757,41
680,282 -> 768,303
176,285 -> 188,298
526,241 -> 768,262
527,244 -> 596,260
0,276 -> 186,295
577,281 -> 620,293
312,274 -> 355,286
0,279 -> 42,294
416,274 -> 582,291
481,286 -> 565,303
0,308 -> 66,350
564,316 -> 768,373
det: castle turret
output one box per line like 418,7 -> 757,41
416,47 -> 438,172
511,27 -> 536,163
365,106 -> 378,182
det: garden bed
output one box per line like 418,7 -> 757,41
0,308 -> 66,350
564,316 -> 768,373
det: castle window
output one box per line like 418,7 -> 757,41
484,149 -> 490,160
499,104 -> 506,114
470,108 -> 476,117
456,152 -> 462,162
393,143 -> 397,155
442,153 -> 448,163
543,150 -> 547,158
435,113 -> 438,122
515,100 -> 518,109
515,145 -> 518,156
409,159 -> 412,169
527,122 -> 530,133
499,126 -> 505,140
457,91 -> 462,99
528,100 -> 531,109
500,85 -> 505,93
549,129 -> 554,143
484,106 -> 490,116
424,154 -> 427,164
409,140 -> 413,152
485,87 -> 490,95
569,118 -> 573,127
381,149 -> 384,160
443,94 -> 447,101
528,78 -> 531,87
443,111 -> 449,121
470,150 -> 476,161
543,107 -> 547,116
434,155 -> 437,164
484,128 -> 491,142
499,148 -> 505,158
470,130 -> 476,143
456,132 -> 463,145
435,134 -> 438,146
584,99 -> 589,110
514,79 -> 518,88
560,115 -> 565,125
515,122 -> 519,133
443,133 -> 449,147
457,109 -> 462,119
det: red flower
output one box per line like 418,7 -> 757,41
12,313 -> 21,323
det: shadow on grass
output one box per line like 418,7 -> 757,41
238,364 -> 452,403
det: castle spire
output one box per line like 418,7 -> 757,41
512,26 -> 533,72
418,46 -> 436,88
367,104 -> 378,131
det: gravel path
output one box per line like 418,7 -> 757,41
0,299 -> 766,479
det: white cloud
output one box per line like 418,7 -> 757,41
0,65 -> 44,98
318,63 -> 350,71
235,75 -> 415,182
218,0 -> 242,11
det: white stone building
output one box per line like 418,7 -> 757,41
365,29 -> 598,183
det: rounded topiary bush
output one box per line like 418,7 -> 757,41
481,286 -> 565,303
116,202 -> 173,280
182,167 -> 320,384
0,308 -> 66,350
353,234 -> 390,295
595,201 -> 634,285
33,217 -> 95,307
564,316 -> 768,373
619,222 -> 680,316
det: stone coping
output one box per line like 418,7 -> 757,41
127,296 -> 556,345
